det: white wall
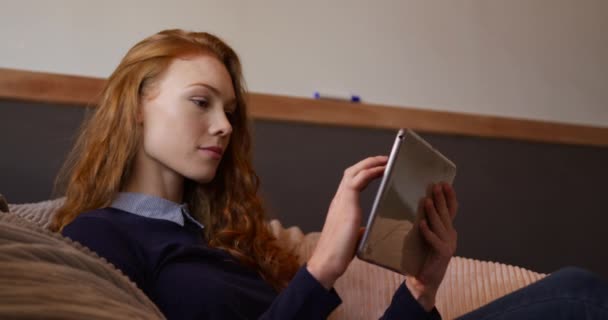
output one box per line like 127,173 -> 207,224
1,0 -> 606,127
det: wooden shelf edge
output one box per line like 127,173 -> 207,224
1,67 -> 607,147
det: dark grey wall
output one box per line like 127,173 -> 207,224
0,100 -> 89,202
253,121 -> 608,280
2,99 -> 607,280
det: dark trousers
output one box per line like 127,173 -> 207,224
457,267 -> 608,320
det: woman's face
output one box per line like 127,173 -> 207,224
138,54 -> 236,184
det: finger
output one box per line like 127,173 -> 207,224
415,196 -> 425,223
420,219 -> 448,256
358,226 -> 366,238
423,183 -> 434,218
426,183 -> 434,199
424,197 -> 447,239
350,165 -> 385,191
345,156 -> 388,178
443,183 -> 459,220
433,183 -> 452,230
353,227 -> 367,258
352,226 -> 366,254
345,162 -> 386,191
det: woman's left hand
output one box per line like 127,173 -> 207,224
405,182 -> 459,312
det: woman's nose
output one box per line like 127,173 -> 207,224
209,109 -> 233,137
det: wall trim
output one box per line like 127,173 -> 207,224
1,67 -> 606,147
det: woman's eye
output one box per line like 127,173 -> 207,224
191,99 -> 209,108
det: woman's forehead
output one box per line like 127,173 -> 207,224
162,54 -> 236,98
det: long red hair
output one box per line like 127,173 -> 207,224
50,29 -> 299,291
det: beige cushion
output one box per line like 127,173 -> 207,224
7,197 -> 64,230
6,199 -> 546,319
269,220 -> 547,319
0,211 -> 166,319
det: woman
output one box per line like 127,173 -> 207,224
52,29 -> 608,319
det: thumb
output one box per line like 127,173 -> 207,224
353,227 -> 366,258
358,226 -> 366,239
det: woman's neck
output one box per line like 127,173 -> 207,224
122,148 -> 185,203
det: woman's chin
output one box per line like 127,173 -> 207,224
187,171 -> 217,184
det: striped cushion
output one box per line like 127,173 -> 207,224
0,211 -> 165,319
269,220 -> 546,319
6,199 -> 546,319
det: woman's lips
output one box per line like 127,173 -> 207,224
199,147 -> 223,159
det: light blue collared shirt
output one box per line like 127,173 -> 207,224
110,192 -> 205,230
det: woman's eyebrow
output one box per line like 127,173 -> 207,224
187,82 -> 219,93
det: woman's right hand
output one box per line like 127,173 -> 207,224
307,156 -> 388,289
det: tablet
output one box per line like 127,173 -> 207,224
356,129 -> 457,276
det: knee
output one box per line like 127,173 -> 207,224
549,266 -> 605,288
553,266 -> 596,279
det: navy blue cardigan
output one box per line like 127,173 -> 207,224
62,207 -> 441,319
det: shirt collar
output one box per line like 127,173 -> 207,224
110,192 -> 205,230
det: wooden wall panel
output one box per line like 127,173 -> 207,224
2,67 -> 607,147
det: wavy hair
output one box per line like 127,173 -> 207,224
50,29 -> 299,291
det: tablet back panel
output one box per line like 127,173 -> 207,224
357,129 -> 456,275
